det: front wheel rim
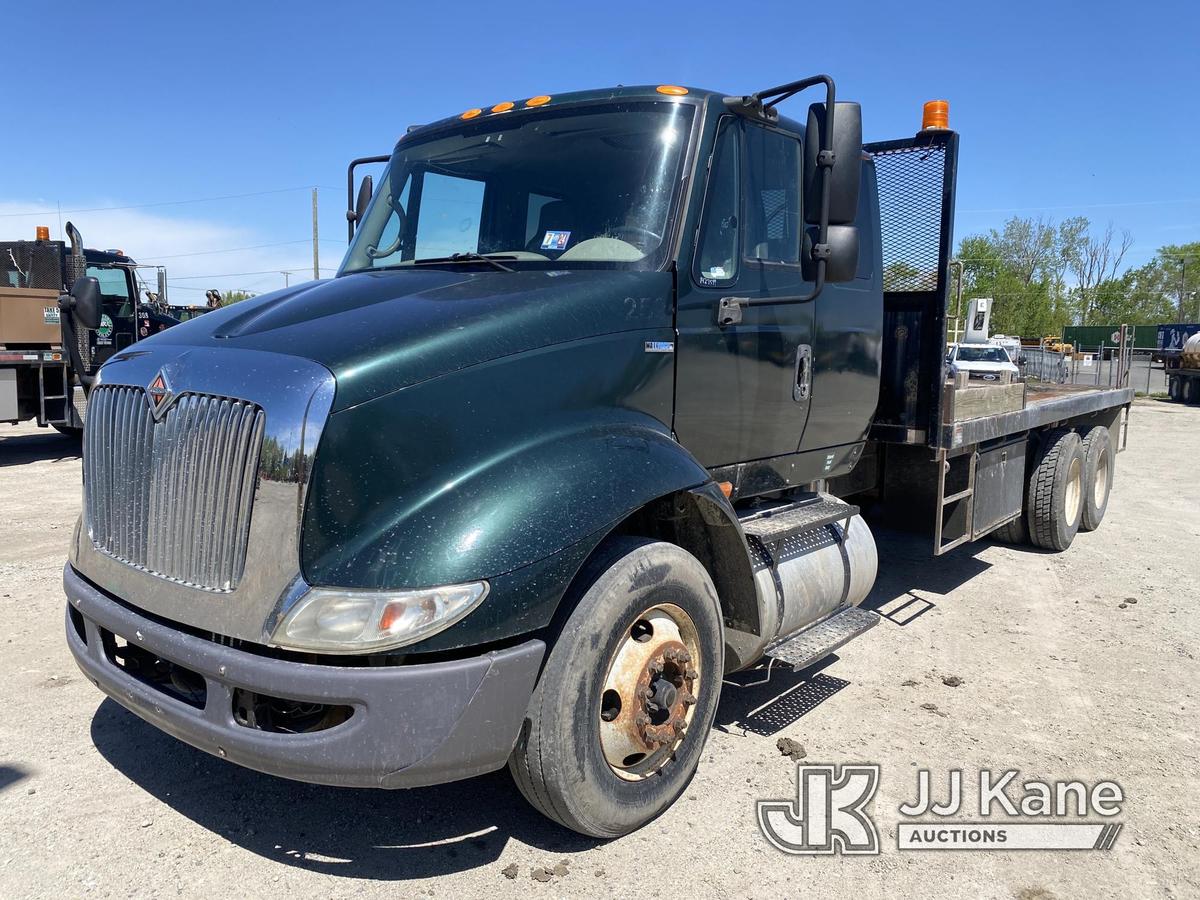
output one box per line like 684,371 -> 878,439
598,603 -> 702,782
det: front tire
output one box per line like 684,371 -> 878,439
509,537 -> 723,838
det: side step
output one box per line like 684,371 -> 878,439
765,607 -> 880,670
739,496 -> 858,546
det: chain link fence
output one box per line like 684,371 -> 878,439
1020,346 -> 1168,394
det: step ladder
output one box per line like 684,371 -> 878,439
739,496 -> 858,547
37,358 -> 72,427
764,606 -> 880,670
934,447 -> 977,555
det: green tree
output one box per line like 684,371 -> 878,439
220,290 -> 256,306
1061,221 -> 1132,326
1122,242 -> 1200,323
956,221 -> 1073,338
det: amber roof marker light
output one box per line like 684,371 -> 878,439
461,108 -> 482,120
525,95 -> 552,108
491,101 -> 515,113
655,85 -> 688,96
922,99 -> 950,130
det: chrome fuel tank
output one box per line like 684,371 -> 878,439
745,499 -> 878,662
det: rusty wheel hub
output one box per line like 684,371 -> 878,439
598,604 -> 702,781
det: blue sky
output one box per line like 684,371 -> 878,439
2,0 -> 1196,298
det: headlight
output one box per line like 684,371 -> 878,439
269,581 -> 489,653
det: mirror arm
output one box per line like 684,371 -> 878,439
716,75 -> 837,327
57,290 -> 95,388
346,154 -> 390,241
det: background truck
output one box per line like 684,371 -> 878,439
1,224 -> 178,433
64,77 -> 1132,839
1157,322 -> 1200,368
1166,333 -> 1200,403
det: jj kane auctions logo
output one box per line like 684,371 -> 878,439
758,765 -> 1124,854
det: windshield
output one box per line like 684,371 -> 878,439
954,346 -> 1010,363
340,100 -> 695,274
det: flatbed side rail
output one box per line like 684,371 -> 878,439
941,385 -> 1135,449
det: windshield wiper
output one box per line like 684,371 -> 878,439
412,252 -> 516,272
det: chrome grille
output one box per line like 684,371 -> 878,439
83,385 -> 265,592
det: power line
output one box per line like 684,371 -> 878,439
141,239 -> 314,261
0,186 -> 333,218
960,198 -> 1200,214
168,267 -> 338,281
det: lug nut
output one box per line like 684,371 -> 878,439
680,691 -> 697,706
634,713 -> 649,728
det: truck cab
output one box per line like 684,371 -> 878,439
82,248 -> 178,362
1,230 -> 177,431
64,80 -> 1131,838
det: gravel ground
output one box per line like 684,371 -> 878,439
0,400 -> 1196,899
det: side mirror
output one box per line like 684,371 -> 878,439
803,101 -> 862,226
61,276 -> 102,330
349,175 -> 373,232
802,225 -> 859,283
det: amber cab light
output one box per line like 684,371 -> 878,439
656,85 -> 688,96
922,99 -> 950,130
35,225 -> 50,241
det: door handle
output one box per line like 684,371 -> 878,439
793,344 -> 812,402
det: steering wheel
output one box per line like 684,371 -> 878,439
609,225 -> 662,252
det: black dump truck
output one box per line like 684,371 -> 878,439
1,224 -> 177,433
64,78 -> 1133,837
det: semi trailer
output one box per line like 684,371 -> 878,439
1,225 -> 177,433
64,78 -> 1132,838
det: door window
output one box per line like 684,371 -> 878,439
693,119 -> 740,286
743,126 -> 802,264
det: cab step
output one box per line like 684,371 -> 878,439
739,496 -> 858,546
765,606 -> 880,670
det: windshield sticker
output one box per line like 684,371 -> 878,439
96,314 -> 113,345
540,230 -> 571,251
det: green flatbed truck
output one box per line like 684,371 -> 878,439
64,77 -> 1132,837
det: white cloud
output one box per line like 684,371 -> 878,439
0,201 -> 335,303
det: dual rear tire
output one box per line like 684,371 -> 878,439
995,425 -> 1113,550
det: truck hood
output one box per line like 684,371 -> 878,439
144,268 -> 673,411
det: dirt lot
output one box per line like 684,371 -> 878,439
1,400 -> 1197,899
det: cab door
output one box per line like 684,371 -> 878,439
673,117 -> 813,468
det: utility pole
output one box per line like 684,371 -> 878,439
282,271 -> 290,288
1180,257 -> 1187,323
312,188 -> 320,281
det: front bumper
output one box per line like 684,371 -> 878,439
64,564 -> 544,789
